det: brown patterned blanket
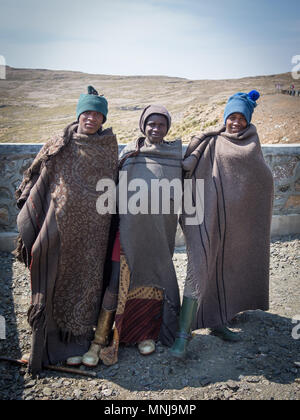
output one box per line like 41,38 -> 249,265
15,122 -> 118,372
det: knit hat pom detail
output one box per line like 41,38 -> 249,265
76,86 -> 108,121
87,85 -> 99,95
248,90 -> 260,102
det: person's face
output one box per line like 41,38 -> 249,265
226,113 -> 248,134
145,114 -> 168,144
78,111 -> 104,135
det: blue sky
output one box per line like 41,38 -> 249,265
0,0 -> 299,79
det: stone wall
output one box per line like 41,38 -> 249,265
0,143 -> 299,251
262,145 -> 300,237
0,144 -> 43,233
263,145 -> 300,215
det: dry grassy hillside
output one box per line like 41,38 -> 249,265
0,66 -> 299,144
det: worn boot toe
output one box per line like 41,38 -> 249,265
138,340 -> 155,356
82,343 -> 101,367
209,326 -> 241,342
66,356 -> 83,366
170,332 -> 192,359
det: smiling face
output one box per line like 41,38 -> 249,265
144,114 -> 168,144
78,110 -> 104,135
225,112 -> 248,134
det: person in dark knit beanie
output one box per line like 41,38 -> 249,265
14,85 -> 118,373
76,85 -> 108,122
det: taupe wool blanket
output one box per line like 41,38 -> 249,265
118,137 -> 182,345
181,124 -> 274,329
16,122 -> 118,372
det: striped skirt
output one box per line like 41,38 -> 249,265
100,255 -> 164,366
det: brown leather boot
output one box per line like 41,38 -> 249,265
82,308 -> 116,367
93,308 -> 116,346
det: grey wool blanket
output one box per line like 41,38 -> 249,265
181,124 -> 274,329
118,137 -> 182,345
15,122 -> 118,372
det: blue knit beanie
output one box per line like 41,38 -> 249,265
223,90 -> 260,125
76,86 -> 108,122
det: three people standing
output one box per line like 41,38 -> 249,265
15,87 -> 273,372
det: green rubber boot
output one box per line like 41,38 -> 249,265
209,326 -> 241,342
170,297 -> 198,359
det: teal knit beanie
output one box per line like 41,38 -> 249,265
223,90 -> 260,125
76,86 -> 108,123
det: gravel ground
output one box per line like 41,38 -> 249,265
0,235 -> 299,401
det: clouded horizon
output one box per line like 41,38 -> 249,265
0,0 -> 299,80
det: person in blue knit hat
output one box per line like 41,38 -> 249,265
170,90 -> 274,359
223,90 -> 260,128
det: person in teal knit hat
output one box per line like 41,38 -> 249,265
15,86 -> 118,373
76,85 -> 108,125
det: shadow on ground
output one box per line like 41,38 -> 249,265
0,252 -> 25,399
90,309 -> 300,392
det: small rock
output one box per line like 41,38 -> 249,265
63,380 -> 71,386
52,380 -> 63,388
91,390 -> 102,399
246,377 -> 260,383
294,362 -> 300,368
23,388 -> 33,396
226,380 -> 239,391
102,388 -> 112,397
24,380 -> 36,389
224,390 -> 232,399
74,389 -> 82,398
89,380 -> 98,387
43,387 -> 52,397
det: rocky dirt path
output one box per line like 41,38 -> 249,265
0,235 -> 299,400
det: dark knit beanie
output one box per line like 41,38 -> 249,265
76,86 -> 108,122
139,104 -> 172,134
